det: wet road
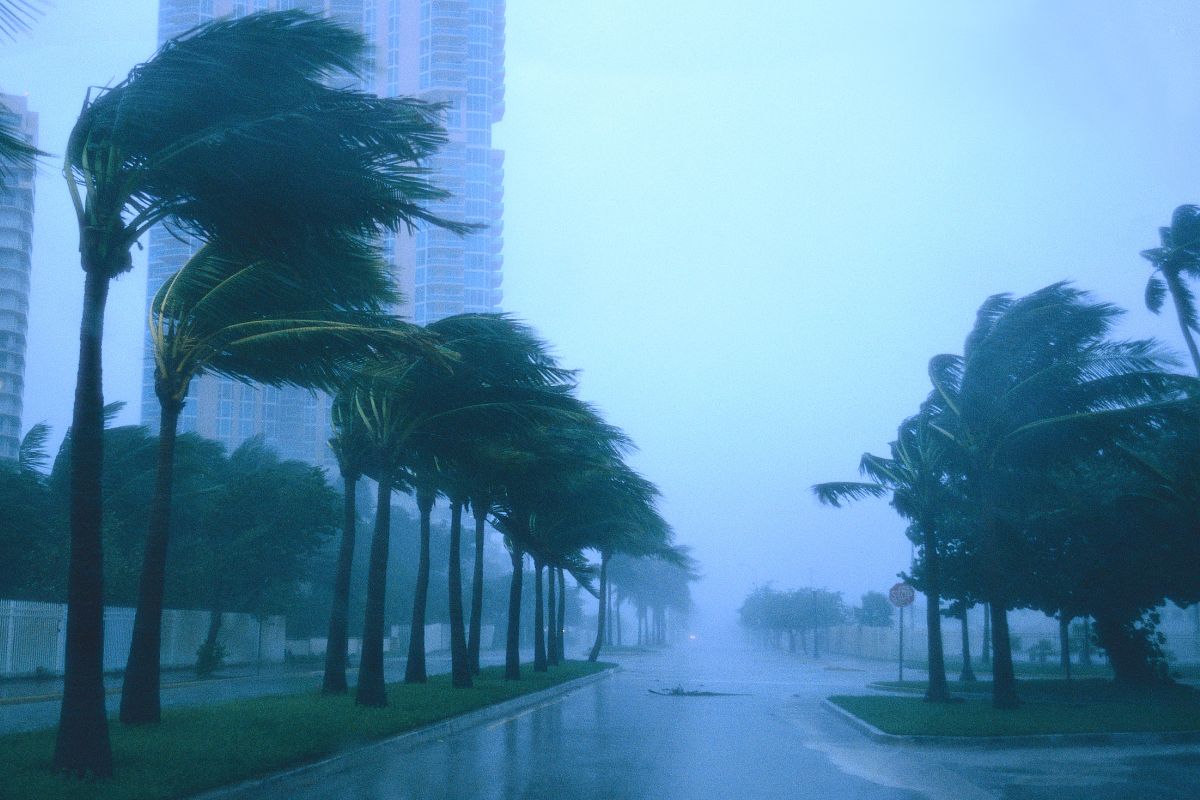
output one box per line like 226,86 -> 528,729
217,639 -> 1200,800
219,642 -> 925,800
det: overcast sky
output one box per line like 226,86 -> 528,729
2,1 -> 1199,626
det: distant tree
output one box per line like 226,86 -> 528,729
0,423 -> 56,599
173,439 -> 336,675
854,591 -> 893,628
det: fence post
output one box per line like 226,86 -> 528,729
3,600 -> 14,675
56,605 -> 67,674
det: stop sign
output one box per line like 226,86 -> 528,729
889,582 -> 915,607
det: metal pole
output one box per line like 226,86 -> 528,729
898,605 -> 904,682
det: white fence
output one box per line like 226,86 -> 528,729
0,599 -> 286,678
816,605 -> 1200,666
286,624 -> 498,659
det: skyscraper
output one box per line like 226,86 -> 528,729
0,94 -> 36,462
144,0 -> 504,468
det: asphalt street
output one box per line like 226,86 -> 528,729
8,640 -> 1200,798
212,640 -> 1200,800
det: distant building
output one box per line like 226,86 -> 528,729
0,94 -> 36,462
143,0 -> 505,471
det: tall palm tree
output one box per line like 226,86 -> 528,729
1141,204 -> 1200,374
321,390 -> 375,695
120,242 -> 438,724
926,282 -> 1183,709
57,10 -> 465,773
813,409 -> 955,702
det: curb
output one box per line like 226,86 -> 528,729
190,665 -> 620,799
822,699 -> 1200,748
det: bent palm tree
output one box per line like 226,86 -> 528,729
1141,204 -> 1200,374
120,243 -> 439,724
59,10 -> 464,773
813,409 -> 955,703
927,282 -> 1184,709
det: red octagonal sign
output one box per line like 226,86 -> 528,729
889,582 -> 915,608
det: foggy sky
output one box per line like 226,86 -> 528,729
2,1 -> 1199,626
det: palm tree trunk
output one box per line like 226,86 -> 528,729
922,522 -> 950,702
467,502 -> 486,676
605,581 -> 614,646
119,398 -> 183,724
588,552 -> 609,662
981,602 -> 991,667
405,486 -> 434,684
447,498 -> 471,688
546,564 -> 558,666
533,559 -> 547,672
505,543 -> 523,680
556,568 -> 566,661
1164,270 -> 1200,374
615,593 -> 623,646
321,472 -> 358,695
959,606 -> 976,682
197,591 -> 224,676
1080,617 -> 1092,666
1059,614 -> 1071,681
55,267 -> 113,777
990,601 -> 1019,709
356,473 -> 393,707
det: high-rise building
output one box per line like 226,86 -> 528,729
0,94 -> 36,462
144,0 -> 504,469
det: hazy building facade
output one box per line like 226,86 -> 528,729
0,94 -> 36,462
143,0 -> 504,469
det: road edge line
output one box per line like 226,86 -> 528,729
821,698 -> 1200,749
189,665 -> 620,799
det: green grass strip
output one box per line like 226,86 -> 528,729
830,681 -> 1200,738
0,660 -> 610,800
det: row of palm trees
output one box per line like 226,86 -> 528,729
319,314 -> 687,706
814,217 -> 1200,709
44,11 -> 683,779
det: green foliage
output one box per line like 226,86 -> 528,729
830,680 -> 1200,736
854,591 -> 893,627
739,585 -> 845,633
193,642 -> 226,678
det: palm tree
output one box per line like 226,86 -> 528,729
120,243 -> 438,724
813,409 -> 955,703
0,1 -> 45,178
397,314 -> 574,686
926,282 -> 1183,709
321,391 -> 375,695
57,10 -> 468,772
1141,204 -> 1200,374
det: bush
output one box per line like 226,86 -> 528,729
195,641 -> 226,677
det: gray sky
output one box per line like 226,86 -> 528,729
3,1 -> 1199,624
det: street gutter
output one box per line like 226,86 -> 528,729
190,665 -> 620,800
822,698 -> 1200,749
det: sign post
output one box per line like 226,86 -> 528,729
889,582 -> 915,682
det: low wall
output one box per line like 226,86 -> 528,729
0,598 -> 285,678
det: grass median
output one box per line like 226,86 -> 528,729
0,660 -> 611,800
831,678 -> 1200,738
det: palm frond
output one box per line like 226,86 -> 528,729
17,421 -> 50,474
0,0 -> 42,40
811,481 -> 887,507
